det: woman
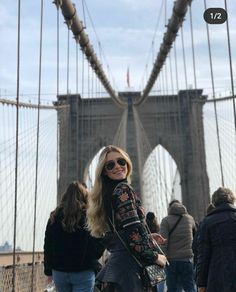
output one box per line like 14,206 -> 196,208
146,212 -> 165,292
44,181 -> 104,292
197,187 -> 236,292
146,212 -> 160,233
87,145 -> 167,292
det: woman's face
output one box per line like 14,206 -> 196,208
104,151 -> 128,181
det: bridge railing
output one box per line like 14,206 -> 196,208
0,252 -> 47,292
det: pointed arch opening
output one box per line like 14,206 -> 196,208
142,145 -> 181,222
84,147 -> 104,189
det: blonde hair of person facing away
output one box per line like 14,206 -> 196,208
87,145 -> 132,237
50,181 -> 87,232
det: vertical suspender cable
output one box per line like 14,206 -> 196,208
181,25 -> 192,206
189,5 -> 197,90
87,62 -> 90,182
168,55 -> 176,196
189,3 -> 205,196
56,4 -> 60,201
65,27 -> 70,181
174,43 -> 179,91
67,29 -> 70,94
163,65 -> 169,202
180,27 -> 188,89
31,0 -> 44,289
189,4 -> 207,203
224,0 -> 236,133
76,43 -> 79,94
204,0 -> 224,186
174,41 -> 185,200
12,0 -> 21,290
80,54 -> 85,179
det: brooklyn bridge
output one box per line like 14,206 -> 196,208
0,0 -> 235,290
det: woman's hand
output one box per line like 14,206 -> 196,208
47,276 -> 53,284
152,233 -> 167,245
155,254 -> 167,267
198,287 -> 206,292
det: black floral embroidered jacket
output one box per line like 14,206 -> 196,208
111,182 -> 159,265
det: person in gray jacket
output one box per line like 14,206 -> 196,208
160,201 -> 196,292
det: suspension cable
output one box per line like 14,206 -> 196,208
80,53 -> 85,179
224,0 -> 236,133
136,0 -> 192,105
189,5 -> 197,89
76,42 -> 79,94
204,0 -> 224,186
189,3 -> 206,205
56,3 -> 60,201
31,0 -> 44,289
180,27 -> 188,89
12,0 -> 21,289
67,28 -> 70,94
53,0 -> 124,107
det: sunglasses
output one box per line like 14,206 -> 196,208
104,158 -> 127,171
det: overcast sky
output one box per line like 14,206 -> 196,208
0,0 -> 235,250
0,0 -> 235,103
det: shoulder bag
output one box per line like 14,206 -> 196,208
108,210 -> 167,287
169,215 -> 183,236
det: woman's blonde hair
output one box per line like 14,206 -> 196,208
87,145 -> 132,237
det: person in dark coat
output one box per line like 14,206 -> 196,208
197,187 -> 236,292
86,145 -> 167,292
192,203 -> 215,271
44,181 -> 104,292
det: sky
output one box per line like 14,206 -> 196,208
0,0 -> 236,250
0,0 -> 235,103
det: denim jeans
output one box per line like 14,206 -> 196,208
165,260 -> 196,292
156,281 -> 165,292
52,269 -> 95,292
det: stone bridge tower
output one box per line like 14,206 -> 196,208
55,89 -> 209,221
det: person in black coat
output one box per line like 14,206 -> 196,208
44,181 -> 104,292
192,203 -> 215,272
196,187 -> 236,292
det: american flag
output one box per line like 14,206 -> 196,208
127,67 -> 130,87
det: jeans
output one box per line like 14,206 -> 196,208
166,260 -> 196,292
52,269 -> 95,292
156,281 -> 165,292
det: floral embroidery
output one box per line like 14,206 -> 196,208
112,182 -> 159,265
119,192 -> 129,202
130,230 -> 141,241
134,245 -> 142,252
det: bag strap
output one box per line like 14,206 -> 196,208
108,215 -> 143,268
108,208 -> 167,268
168,215 -> 183,236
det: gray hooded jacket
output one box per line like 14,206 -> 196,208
160,202 -> 196,261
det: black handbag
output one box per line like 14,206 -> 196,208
141,263 -> 166,287
108,211 -> 167,287
139,223 -> 166,287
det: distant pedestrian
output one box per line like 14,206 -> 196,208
169,199 -> 180,207
192,203 -> 215,272
146,211 -> 160,233
160,201 -> 196,292
44,181 -> 104,292
146,212 -> 165,292
197,187 -> 236,292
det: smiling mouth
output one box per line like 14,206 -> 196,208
114,170 -> 124,174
